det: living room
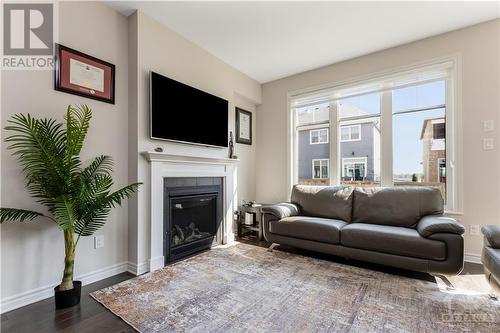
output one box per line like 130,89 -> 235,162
1,1 -> 499,332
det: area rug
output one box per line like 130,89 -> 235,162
91,243 -> 500,332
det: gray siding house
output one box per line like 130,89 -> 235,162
298,120 -> 380,182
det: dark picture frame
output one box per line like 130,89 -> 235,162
235,107 -> 252,145
54,44 -> 115,104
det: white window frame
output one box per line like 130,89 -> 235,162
312,159 -> 329,179
342,157 -> 368,178
310,128 -> 329,144
340,124 -> 361,142
287,55 -> 462,213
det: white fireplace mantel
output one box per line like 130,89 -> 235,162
143,151 -> 240,164
142,151 -> 239,272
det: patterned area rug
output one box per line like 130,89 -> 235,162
91,243 -> 500,332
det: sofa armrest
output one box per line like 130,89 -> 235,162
417,215 -> 465,238
261,203 -> 300,220
482,225 -> 500,249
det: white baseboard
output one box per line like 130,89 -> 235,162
148,256 -> 164,272
0,261 -> 129,314
127,260 -> 149,276
464,252 -> 482,264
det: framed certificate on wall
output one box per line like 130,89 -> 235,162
54,44 -> 115,104
235,107 -> 252,145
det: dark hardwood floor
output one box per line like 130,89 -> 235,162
1,273 -> 135,333
1,237 -> 485,333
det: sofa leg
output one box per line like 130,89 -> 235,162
267,243 -> 279,252
434,274 -> 455,290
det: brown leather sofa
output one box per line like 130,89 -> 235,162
481,225 -> 500,292
262,185 -> 465,275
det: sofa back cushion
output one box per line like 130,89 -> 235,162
290,185 -> 354,222
352,187 -> 443,227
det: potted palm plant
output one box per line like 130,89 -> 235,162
0,105 -> 140,309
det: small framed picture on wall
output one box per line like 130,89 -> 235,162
54,44 -> 115,104
235,107 -> 252,145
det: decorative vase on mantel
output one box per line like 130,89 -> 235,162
229,131 -> 236,159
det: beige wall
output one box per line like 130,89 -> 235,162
1,2 -> 129,307
1,4 -> 261,310
128,11 -> 261,268
256,19 -> 500,258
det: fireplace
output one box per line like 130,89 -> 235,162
164,177 -> 223,264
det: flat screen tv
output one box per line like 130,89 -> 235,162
150,71 -> 229,148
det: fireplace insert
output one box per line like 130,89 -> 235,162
164,178 -> 222,264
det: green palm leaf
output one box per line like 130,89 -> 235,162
74,182 -> 141,236
52,196 -> 76,231
81,155 -> 113,180
105,183 -> 142,208
0,208 -> 45,222
5,114 -> 67,199
2,105 -> 140,290
65,105 -> 91,170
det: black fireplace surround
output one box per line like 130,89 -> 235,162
163,177 -> 223,264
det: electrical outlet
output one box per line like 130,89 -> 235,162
483,138 -> 494,150
94,235 -> 104,249
469,225 -> 481,236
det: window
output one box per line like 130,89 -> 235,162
340,125 -> 361,142
338,92 -> 381,186
392,80 -> 446,199
433,122 -> 445,139
310,128 -> 329,144
295,102 -> 330,185
312,159 -> 329,179
291,61 -> 456,209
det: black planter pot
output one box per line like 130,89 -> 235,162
54,281 -> 82,309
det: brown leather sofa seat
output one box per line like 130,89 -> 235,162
270,216 -> 346,244
341,223 -> 446,261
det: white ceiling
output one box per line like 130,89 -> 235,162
107,1 -> 500,83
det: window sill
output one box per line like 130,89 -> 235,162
444,210 -> 464,216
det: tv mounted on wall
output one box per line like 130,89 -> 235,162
150,71 -> 229,148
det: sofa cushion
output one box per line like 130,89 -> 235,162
482,225 -> 500,248
482,247 -> 500,282
269,216 -> 347,244
291,185 -> 354,222
261,203 -> 300,220
352,187 -> 443,227
417,215 -> 465,237
340,223 -> 446,260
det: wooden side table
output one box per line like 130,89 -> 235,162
236,204 -> 267,241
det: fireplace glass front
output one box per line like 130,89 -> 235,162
171,194 -> 217,248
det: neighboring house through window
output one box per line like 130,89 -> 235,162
433,122 -> 445,139
342,157 -> 367,181
310,128 -> 329,144
438,158 -> 446,183
291,59 -> 458,210
340,125 -> 361,142
312,159 -> 329,179
420,117 -> 446,186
